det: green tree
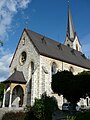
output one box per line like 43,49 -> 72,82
76,71 -> 90,98
52,70 -> 90,105
0,82 -> 4,102
52,70 -> 78,104
0,40 -> 3,46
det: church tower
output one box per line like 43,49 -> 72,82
64,3 -> 81,52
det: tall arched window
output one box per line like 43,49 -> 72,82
51,62 -> 57,75
76,44 -> 79,51
31,61 -> 34,75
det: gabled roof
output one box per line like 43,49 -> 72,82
10,28 -> 90,70
25,29 -> 90,70
3,71 -> 26,84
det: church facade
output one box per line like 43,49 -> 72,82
2,5 -> 90,108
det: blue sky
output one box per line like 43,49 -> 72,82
0,0 -> 90,81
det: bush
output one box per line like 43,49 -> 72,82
75,111 -> 90,120
67,116 -> 76,120
25,93 -> 58,120
2,111 -> 25,120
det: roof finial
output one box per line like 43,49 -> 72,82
25,16 -> 29,29
68,0 -> 70,5
26,21 -> 28,29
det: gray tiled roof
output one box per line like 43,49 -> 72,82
3,71 -> 26,84
25,29 -> 90,70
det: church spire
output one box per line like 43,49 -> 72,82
64,1 -> 82,52
67,2 -> 75,40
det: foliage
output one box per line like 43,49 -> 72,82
33,98 -> 44,119
76,71 -> 90,98
25,107 -> 38,120
2,111 -> 25,120
52,70 -> 78,104
0,40 -> 3,46
25,93 -> 58,120
24,105 -> 31,112
52,70 -> 90,104
67,116 -> 76,120
75,111 -> 90,120
0,83 -> 4,101
33,93 -> 58,120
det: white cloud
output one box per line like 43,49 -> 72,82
0,0 -> 32,81
0,0 -> 32,40
19,0 -> 30,9
0,48 -> 13,81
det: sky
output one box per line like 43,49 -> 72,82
0,0 -> 90,81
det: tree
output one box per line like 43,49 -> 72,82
52,70 -> 78,104
52,70 -> 90,105
0,40 -> 3,46
0,82 -> 4,102
76,71 -> 90,98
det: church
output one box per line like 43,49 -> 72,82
2,4 -> 90,109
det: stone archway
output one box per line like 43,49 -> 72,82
12,85 -> 24,107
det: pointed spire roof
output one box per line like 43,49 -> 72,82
67,3 -> 76,40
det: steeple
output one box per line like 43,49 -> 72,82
67,2 -> 75,40
64,1 -> 82,52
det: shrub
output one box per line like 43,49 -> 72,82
2,111 -> 25,120
75,111 -> 90,120
33,93 -> 58,120
67,116 -> 76,120
25,93 -> 58,120
0,83 -> 4,102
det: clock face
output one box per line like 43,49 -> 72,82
19,51 -> 27,65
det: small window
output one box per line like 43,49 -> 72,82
14,68 -> 17,72
67,44 -> 70,47
51,62 -> 57,75
22,37 -> 25,45
20,51 -> 27,65
69,66 -> 74,73
31,61 -> 34,74
76,44 -> 78,51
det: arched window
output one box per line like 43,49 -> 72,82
69,66 -> 74,73
76,44 -> 78,51
20,51 -> 27,65
14,68 -> 17,72
31,61 -> 34,74
67,44 -> 70,47
51,62 -> 57,75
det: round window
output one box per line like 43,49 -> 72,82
20,51 -> 27,65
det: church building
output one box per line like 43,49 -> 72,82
2,4 -> 90,109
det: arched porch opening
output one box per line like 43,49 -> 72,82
12,85 -> 24,107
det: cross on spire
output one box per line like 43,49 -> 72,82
25,16 -> 29,29
68,0 -> 70,5
26,21 -> 28,29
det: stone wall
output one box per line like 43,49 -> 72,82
39,55 -> 89,108
10,31 -> 40,106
